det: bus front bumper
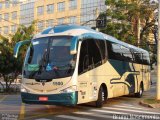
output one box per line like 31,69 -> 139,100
21,91 -> 78,106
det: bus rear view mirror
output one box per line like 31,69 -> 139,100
70,37 -> 78,55
14,40 -> 31,58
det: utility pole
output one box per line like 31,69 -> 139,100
96,8 -> 99,32
137,18 -> 141,47
156,0 -> 160,100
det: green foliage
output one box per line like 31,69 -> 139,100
100,0 -> 137,44
100,0 -> 157,47
11,21 -> 36,46
0,21 -> 35,92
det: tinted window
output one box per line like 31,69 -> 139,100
107,41 -> 133,62
78,40 -> 88,74
131,49 -> 143,64
121,46 -> 133,62
130,49 -> 150,65
23,36 -> 76,79
107,41 -> 150,65
142,54 -> 150,65
97,40 -> 106,62
88,39 -> 106,67
78,39 -> 106,74
134,52 -> 142,64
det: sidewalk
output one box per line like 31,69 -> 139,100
139,66 -> 160,108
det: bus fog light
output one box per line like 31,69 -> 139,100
60,86 -> 77,93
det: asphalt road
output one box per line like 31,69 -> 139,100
0,73 -> 159,120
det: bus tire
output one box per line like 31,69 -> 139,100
135,82 -> 143,98
96,86 -> 105,108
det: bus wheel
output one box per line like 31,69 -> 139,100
96,86 -> 105,108
135,83 -> 143,98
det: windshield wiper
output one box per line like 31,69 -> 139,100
27,48 -> 49,78
38,49 -> 48,74
34,39 -> 51,79
29,50 -> 49,79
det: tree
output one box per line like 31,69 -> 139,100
127,0 -> 157,48
99,0 -> 137,44
100,0 -> 157,48
0,21 -> 35,92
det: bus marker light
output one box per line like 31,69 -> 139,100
39,97 -> 48,101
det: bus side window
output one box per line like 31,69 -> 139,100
78,39 -> 106,75
88,39 -> 106,68
143,54 -> 150,65
78,40 -> 89,74
107,41 -> 112,59
107,42 -> 124,61
133,52 -> 143,64
121,46 -> 133,62
98,40 -> 107,63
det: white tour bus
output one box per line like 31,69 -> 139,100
14,24 -> 150,107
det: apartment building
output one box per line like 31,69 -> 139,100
34,0 -> 82,32
0,0 -> 106,35
0,0 -> 20,36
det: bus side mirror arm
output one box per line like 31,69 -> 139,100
14,40 -> 31,58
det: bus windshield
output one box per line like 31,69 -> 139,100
23,36 -> 76,80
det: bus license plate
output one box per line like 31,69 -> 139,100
39,97 -> 48,101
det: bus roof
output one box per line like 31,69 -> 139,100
33,24 -> 148,54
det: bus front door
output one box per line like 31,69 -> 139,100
89,69 -> 98,101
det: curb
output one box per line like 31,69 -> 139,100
0,93 -> 20,95
139,101 -> 158,109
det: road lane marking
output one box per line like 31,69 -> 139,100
119,103 -> 135,106
19,103 -> 25,120
89,109 -> 128,114
56,115 -> 93,120
74,111 -> 113,119
24,109 -> 65,120
24,113 -> 54,120
35,118 -> 52,120
0,110 -> 24,111
103,107 -> 160,114
0,95 -> 7,102
112,105 -> 146,110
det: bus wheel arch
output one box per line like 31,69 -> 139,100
135,81 -> 144,98
95,83 -> 108,108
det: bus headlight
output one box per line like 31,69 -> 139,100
60,86 -> 77,93
21,86 -> 30,93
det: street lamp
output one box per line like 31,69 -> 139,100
156,0 -> 160,100
150,0 -> 160,100
0,39 -> 2,55
154,21 -> 158,45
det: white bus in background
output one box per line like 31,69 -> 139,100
14,24 -> 150,107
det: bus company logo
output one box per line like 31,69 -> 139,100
49,29 -> 54,34
53,82 -> 63,86
40,80 -> 47,86
41,82 -> 45,86
25,82 -> 40,85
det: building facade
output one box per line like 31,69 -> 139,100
0,0 -> 20,37
0,0 -> 106,35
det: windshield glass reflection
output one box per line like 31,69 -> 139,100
23,36 -> 76,80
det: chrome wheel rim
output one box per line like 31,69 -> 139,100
102,91 -> 105,101
140,87 -> 143,95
